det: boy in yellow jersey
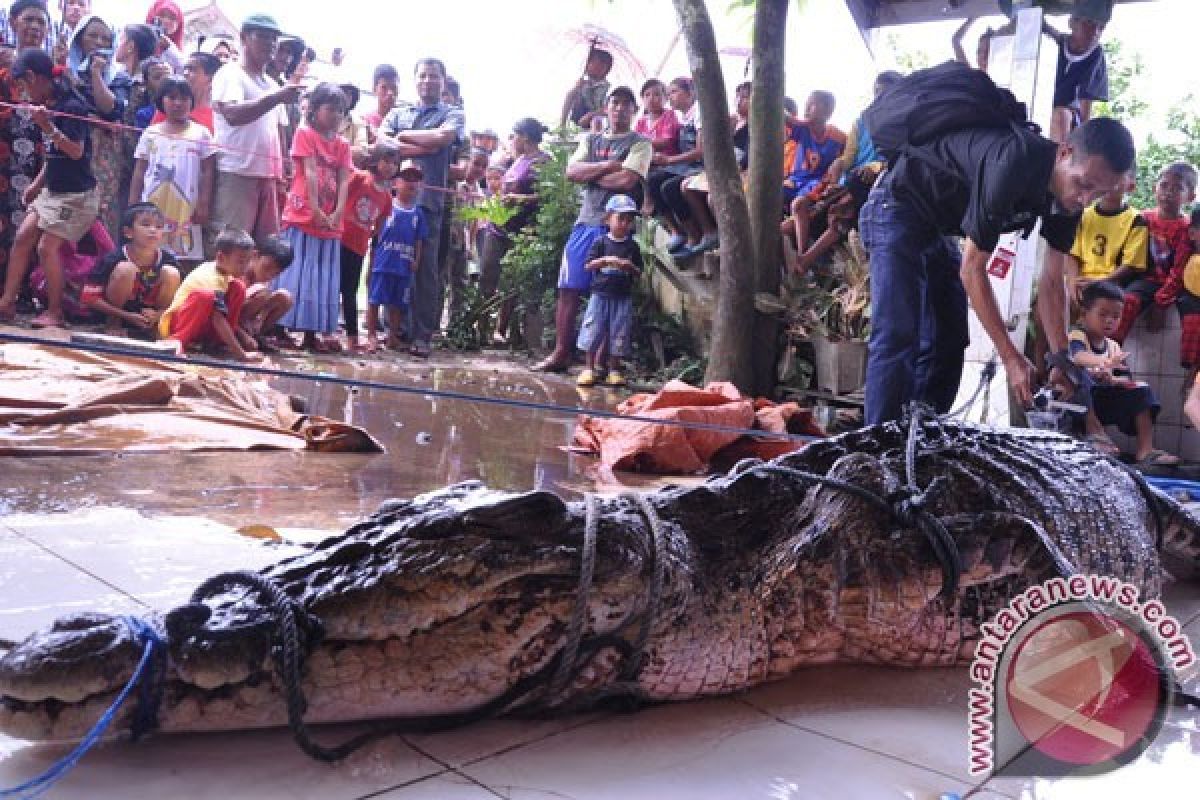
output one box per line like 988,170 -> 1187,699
1067,168 -> 1148,305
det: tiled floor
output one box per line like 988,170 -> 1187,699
0,512 -> 1197,799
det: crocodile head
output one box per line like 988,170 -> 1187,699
0,484 -> 664,742
0,612 -> 153,740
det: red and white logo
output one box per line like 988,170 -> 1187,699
967,577 -> 1193,778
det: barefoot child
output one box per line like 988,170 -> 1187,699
157,227 -> 261,362
0,49 -> 99,328
80,203 -> 181,336
238,233 -> 295,352
274,82 -> 354,353
365,159 -> 427,353
576,194 -> 642,388
340,140 -> 400,351
1070,280 -> 1179,467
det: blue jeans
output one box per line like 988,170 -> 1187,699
859,177 -> 969,425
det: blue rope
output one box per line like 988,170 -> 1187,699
0,617 -> 162,800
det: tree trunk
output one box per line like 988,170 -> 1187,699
747,0 -> 788,396
672,0 -> 757,392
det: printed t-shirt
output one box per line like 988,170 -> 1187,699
282,125 -> 354,239
373,203 -> 428,276
134,121 -> 216,259
341,169 -> 393,256
1069,203 -> 1148,280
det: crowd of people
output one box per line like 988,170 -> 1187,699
0,0 -> 1197,463
0,1 -> 546,365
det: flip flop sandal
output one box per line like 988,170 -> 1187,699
1139,449 -> 1181,468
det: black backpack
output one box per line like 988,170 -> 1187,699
863,60 -> 1037,165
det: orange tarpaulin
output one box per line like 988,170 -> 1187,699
0,342 -> 382,456
572,380 -> 824,474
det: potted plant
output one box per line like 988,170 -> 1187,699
778,231 -> 871,395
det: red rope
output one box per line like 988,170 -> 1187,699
0,100 -> 484,199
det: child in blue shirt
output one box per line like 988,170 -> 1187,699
576,194 -> 643,387
366,160 -> 427,353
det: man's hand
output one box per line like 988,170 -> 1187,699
1003,350 -> 1036,409
137,308 -> 161,328
275,84 -> 303,106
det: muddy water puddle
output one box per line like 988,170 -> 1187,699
0,357 -> 683,532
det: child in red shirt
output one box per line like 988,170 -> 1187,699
339,141 -> 400,352
1115,161 -> 1196,341
272,83 -> 354,353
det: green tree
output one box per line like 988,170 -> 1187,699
1093,39 -> 1149,122
1132,101 -> 1200,211
883,31 -> 930,73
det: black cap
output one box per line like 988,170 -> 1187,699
512,116 -> 548,143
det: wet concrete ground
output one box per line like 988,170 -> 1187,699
0,353 -> 677,530
1,348 -> 1198,798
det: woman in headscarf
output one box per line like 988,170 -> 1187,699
144,0 -> 186,72
478,117 -> 549,340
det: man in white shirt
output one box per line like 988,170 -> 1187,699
207,12 -> 301,256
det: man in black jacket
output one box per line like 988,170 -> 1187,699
859,116 -> 1135,425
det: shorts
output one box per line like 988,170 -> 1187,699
209,171 -> 281,257
576,292 -> 633,358
557,223 -> 606,291
31,188 -> 100,243
368,271 -> 412,309
1092,383 -> 1159,437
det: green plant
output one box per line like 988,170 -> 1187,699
455,194 -> 518,229
780,230 -> 871,343
443,282 -> 516,351
500,131 -> 579,349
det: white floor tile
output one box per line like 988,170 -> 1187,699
404,713 -> 609,768
4,509 -> 308,610
460,696 -> 975,800
739,666 -> 976,782
0,527 -> 144,644
372,772 -> 502,799
1154,375 -> 1186,427
0,725 -> 442,800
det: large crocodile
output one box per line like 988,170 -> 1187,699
2,416 -> 1198,753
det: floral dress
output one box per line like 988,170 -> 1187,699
0,70 -> 45,287
87,71 -> 140,241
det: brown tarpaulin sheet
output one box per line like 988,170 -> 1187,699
0,343 -> 382,456
572,380 -> 824,474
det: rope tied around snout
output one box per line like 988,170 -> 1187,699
0,616 -> 163,800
